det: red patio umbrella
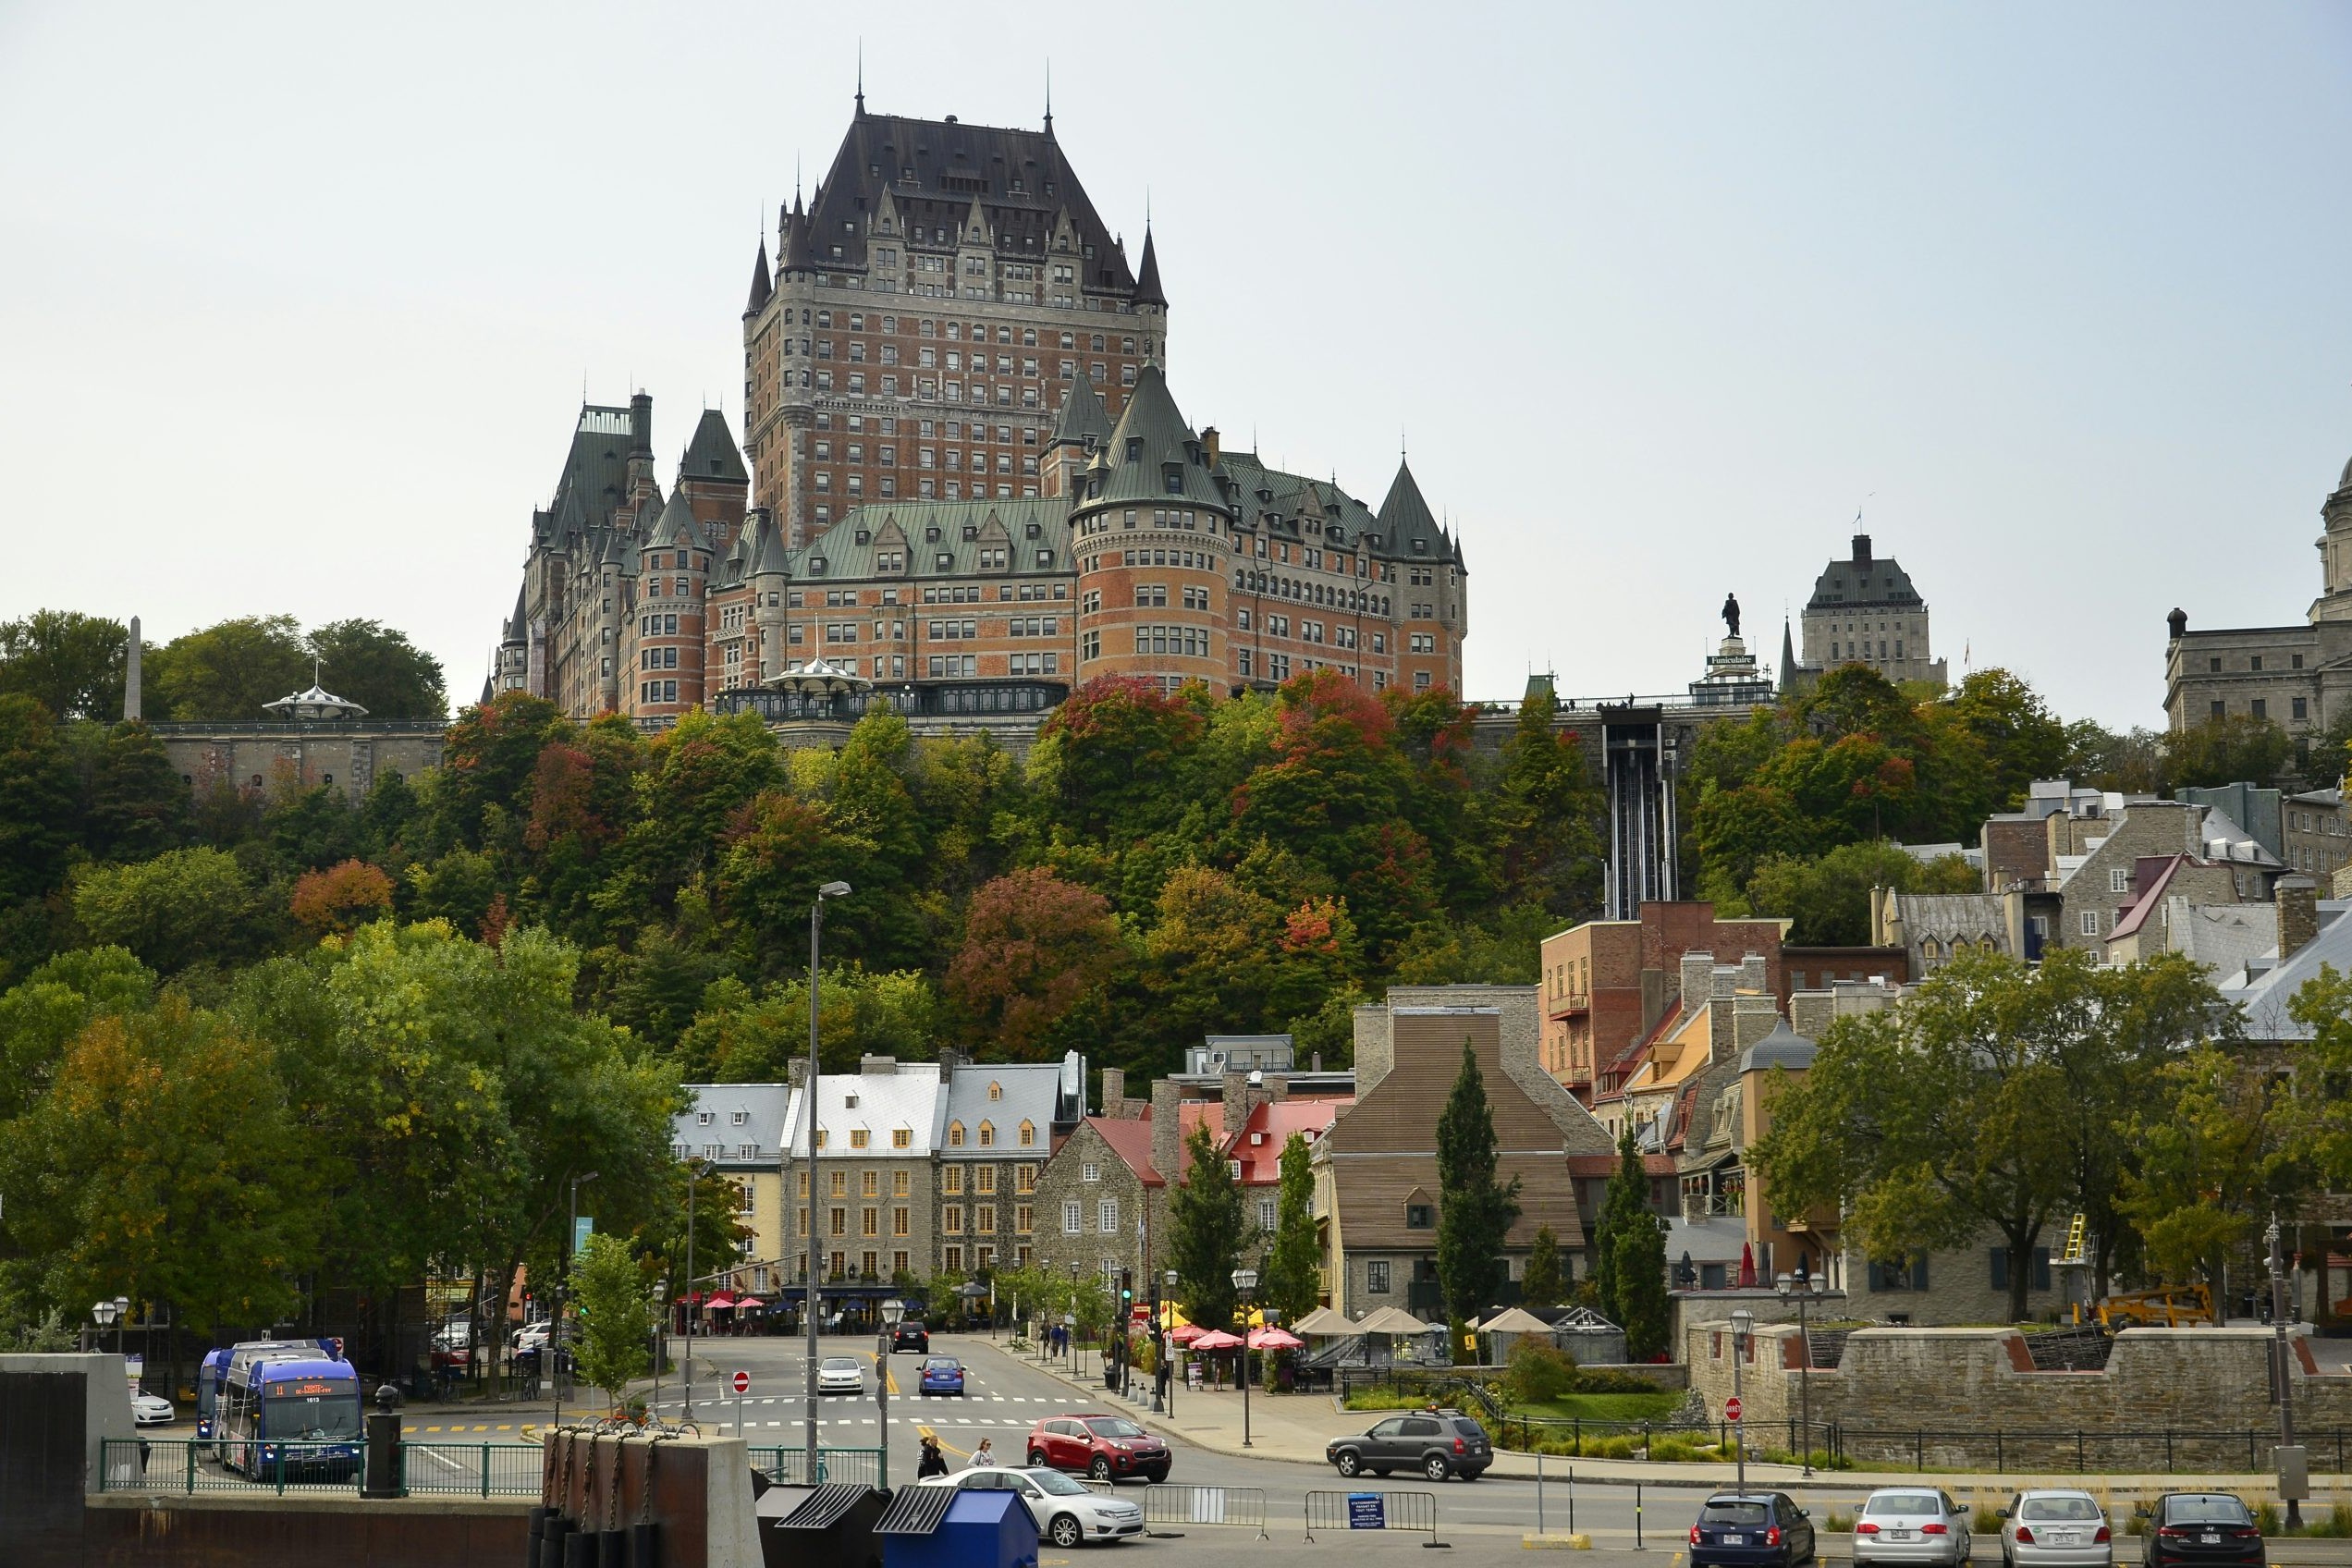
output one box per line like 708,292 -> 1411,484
1737,1244 -> 1757,1289
1187,1329 -> 1244,1351
736,1298 -> 765,1310
1169,1322 -> 1207,1345
1246,1326 -> 1302,1351
705,1294 -> 738,1311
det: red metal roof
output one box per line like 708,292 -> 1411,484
1086,1115 -> 1164,1187
1223,1097 -> 1352,1184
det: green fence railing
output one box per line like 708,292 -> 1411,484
749,1446 -> 887,1489
99,1439 -> 545,1498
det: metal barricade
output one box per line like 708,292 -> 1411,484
1140,1483 -> 1269,1539
1304,1488 -> 1443,1546
98,1439 -> 368,1496
748,1445 -> 886,1488
399,1442 -> 545,1496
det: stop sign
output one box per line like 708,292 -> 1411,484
732,1370 -> 751,1395
1725,1396 -> 1743,1421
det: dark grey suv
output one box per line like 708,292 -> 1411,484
1326,1407 -> 1492,1481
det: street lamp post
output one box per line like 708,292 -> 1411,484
803,879 -> 851,1484
683,1158 -> 712,1422
1231,1267 -> 1259,1450
1163,1271 -> 1179,1419
1068,1261 -> 1082,1378
653,1276 -> 668,1420
878,1299 -> 901,1490
92,1298 -> 120,1359
554,1171 -> 597,1427
1729,1307 -> 1753,1492
2268,1215 -> 2303,1528
1775,1270 -> 1826,1476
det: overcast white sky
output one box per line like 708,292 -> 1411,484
5,2 -> 2348,727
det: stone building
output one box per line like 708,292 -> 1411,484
1027,1113 -> 1165,1292
671,1084 -> 792,1298
496,103 -> 1470,734
781,1056 -> 944,1295
2164,447 -> 2352,742
933,1055 -> 1082,1278
1314,986 -> 1613,1317
1537,902 -> 1785,1107
1787,533 -> 1948,691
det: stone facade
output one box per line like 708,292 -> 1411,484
154,723 -> 445,802
1792,533 -> 1948,690
1026,1116 -> 1164,1292
782,1057 -> 943,1287
1689,1321 -> 2351,1470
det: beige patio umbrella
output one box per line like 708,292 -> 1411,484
1292,1305 -> 1360,1337
1477,1307 -> 1553,1334
1353,1306 -> 1436,1336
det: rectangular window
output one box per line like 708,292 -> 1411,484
2252,698 -> 2268,720
893,1207 -> 910,1236
1366,1261 -> 1390,1295
2079,909 -> 2101,936
976,1204 -> 996,1231
1081,1162 -> 1100,1182
2109,867 -> 2130,893
1062,1200 -> 1082,1234
1098,1198 -> 1120,1232
945,1205 -> 964,1233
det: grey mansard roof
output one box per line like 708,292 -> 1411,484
680,409 -> 750,486
796,498 -> 1071,581
1051,371 -> 1111,448
1806,534 -> 1925,613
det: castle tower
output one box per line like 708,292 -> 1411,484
1044,371 -> 1110,497
749,514 -> 792,681
635,490 -> 711,722
1070,364 -> 1234,693
2309,451 -> 2352,624
1374,458 -> 1467,696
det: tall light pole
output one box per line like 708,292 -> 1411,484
555,1170 -> 597,1427
2268,1215 -> 2303,1528
1729,1307 -> 1753,1492
1163,1270 -> 1180,1418
1775,1270 -> 1824,1477
683,1158 -> 711,1422
1231,1266 -> 1259,1449
803,879 -> 851,1483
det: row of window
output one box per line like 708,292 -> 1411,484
2206,653 -> 2307,674
1061,1198 -> 1121,1234
1132,625 -> 1212,659
2209,696 -> 2308,722
786,311 -> 1135,357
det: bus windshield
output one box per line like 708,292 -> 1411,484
263,1378 -> 362,1440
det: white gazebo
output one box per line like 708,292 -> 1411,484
763,656 -> 875,702
263,665 -> 368,722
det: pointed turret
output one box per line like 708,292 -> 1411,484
680,409 -> 751,486
1778,618 -> 1798,697
646,488 -> 707,553
1133,224 -> 1167,309
1375,458 -> 1444,557
746,238 -> 773,315
1051,371 -> 1112,449
1087,364 -> 1229,514
751,514 -> 793,579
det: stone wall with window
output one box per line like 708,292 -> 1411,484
1027,1119 -> 1169,1291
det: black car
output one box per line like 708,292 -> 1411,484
891,1319 -> 930,1353
1325,1406 -> 1492,1481
2142,1494 -> 2262,1568
1690,1492 -> 1818,1568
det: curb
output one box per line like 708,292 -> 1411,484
1522,1533 -> 1594,1550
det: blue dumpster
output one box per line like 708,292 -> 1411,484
878,1485 -> 1038,1568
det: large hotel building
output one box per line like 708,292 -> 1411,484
496,101 -> 1467,727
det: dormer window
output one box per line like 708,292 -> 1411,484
978,1121 -> 995,1147
731,1110 -> 749,1125
1126,437 -> 1143,460
987,1081 -> 1002,1100
696,1111 -> 714,1125
1163,464 -> 1183,495
809,557 -> 827,574
1405,1203 -> 1436,1229
949,1121 -> 965,1147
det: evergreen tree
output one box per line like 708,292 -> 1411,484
1611,1197 -> 1671,1359
1434,1039 -> 1521,1360
1168,1121 -> 1247,1330
1261,1131 -> 1321,1325
1521,1223 -> 1564,1309
1591,1125 -> 1649,1326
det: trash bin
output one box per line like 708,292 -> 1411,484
757,1482 -> 888,1568
880,1487 -> 1038,1568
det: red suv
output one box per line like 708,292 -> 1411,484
1024,1414 -> 1170,1483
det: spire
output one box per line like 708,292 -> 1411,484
855,41 -> 864,116
746,237 -> 773,316
1133,223 -> 1167,308
1044,59 -> 1053,136
1778,617 -> 1799,698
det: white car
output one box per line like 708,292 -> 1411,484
917,1465 -> 1145,1549
816,1355 -> 864,1395
131,1392 -> 176,1427
513,1322 -> 552,1353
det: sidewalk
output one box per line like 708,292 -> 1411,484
998,1346 -> 2351,1501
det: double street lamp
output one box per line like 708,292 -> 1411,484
1162,1271 -> 1179,1418
1231,1267 -> 1259,1450
802,879 -> 851,1485
1775,1269 -> 1827,1476
682,1158 -> 713,1422
91,1295 -> 129,1356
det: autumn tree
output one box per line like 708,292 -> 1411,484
946,868 -> 1122,1059
289,859 -> 396,937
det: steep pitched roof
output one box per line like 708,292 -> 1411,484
646,489 -> 707,552
746,239 -> 773,315
674,1083 -> 793,1170
1133,225 -> 1166,307
680,409 -> 750,486
548,404 -> 640,535
1087,364 -> 1230,513
798,111 -> 1132,294
750,514 -> 793,577
1376,459 -> 1452,562
1051,372 -> 1111,447
1086,1115 -> 1163,1187
1806,534 -> 1926,614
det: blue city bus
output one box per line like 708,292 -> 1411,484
219,1356 -> 362,1478
199,1339 -> 322,1446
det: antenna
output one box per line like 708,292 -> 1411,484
1044,59 -> 1052,133
855,40 -> 864,114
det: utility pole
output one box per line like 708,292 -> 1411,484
2268,1215 -> 2305,1529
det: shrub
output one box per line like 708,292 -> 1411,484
1506,1337 -> 1579,1404
2256,1503 -> 2282,1537
1973,1506 -> 2004,1535
1825,1513 -> 1856,1533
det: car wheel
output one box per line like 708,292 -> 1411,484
1335,1451 -> 1362,1478
1029,1450 -> 1050,1467
1049,1514 -> 1084,1549
1090,1455 -> 1113,1481
1422,1453 -> 1451,1482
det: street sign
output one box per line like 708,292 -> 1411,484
1348,1493 -> 1387,1529
1725,1396 -> 1743,1422
731,1370 -> 751,1394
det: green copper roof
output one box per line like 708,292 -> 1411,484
1084,364 -> 1231,515
680,409 -> 750,486
793,498 -> 1070,582
1051,372 -> 1111,447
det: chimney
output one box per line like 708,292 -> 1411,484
1730,995 -> 1780,1059
2279,876 -> 2320,962
1100,1066 -> 1126,1115
1149,1079 -> 1182,1186
859,1054 -> 898,1076
1678,951 -> 1714,1009
1853,533 -> 1873,566
1202,425 -> 1221,466
1311,1050 -> 1322,1072
1790,991 -> 1832,1041
124,616 -> 141,723
1738,952 -> 1769,993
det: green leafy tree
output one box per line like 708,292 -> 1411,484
0,694 -> 80,904
2117,1044 -> 2304,1287
306,619 -> 447,721
2166,714 -> 2294,791
1434,1039 -> 1522,1361
1260,1132 -> 1321,1325
673,967 -> 941,1080
1521,1223 -> 1564,1310
1745,840 -> 1979,946
81,722 -> 188,862
147,615 -> 310,720
568,1231 -> 654,1413
0,610 -> 127,720
1482,680 -> 1605,916
1591,1126 -> 1649,1328
1169,1121 -> 1248,1330
69,847 -> 254,973
1945,668 -> 2066,812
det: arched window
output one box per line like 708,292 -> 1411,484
1018,1120 -> 1035,1147
978,1121 -> 996,1148
987,1081 -> 1002,1100
948,1121 -> 965,1147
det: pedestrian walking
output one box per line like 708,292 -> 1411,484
916,1434 -> 949,1478
969,1438 -> 997,1467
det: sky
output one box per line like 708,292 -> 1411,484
4,2 -> 2349,729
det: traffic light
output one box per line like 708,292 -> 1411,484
1119,1269 -> 1133,1309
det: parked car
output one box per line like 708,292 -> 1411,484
130,1391 -> 176,1427
2140,1494 -> 2262,1568
917,1355 -> 966,1395
1324,1406 -> 1492,1482
917,1466 -> 1144,1548
1690,1492 -> 1818,1568
1999,1490 -> 2113,1568
1025,1414 -> 1171,1483
892,1319 -> 931,1353
817,1355 -> 865,1395
513,1322 -> 552,1354
1855,1489 -> 1972,1568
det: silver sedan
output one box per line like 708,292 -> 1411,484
2000,1490 -> 2112,1568
815,1355 -> 865,1395
1855,1488 -> 1974,1568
